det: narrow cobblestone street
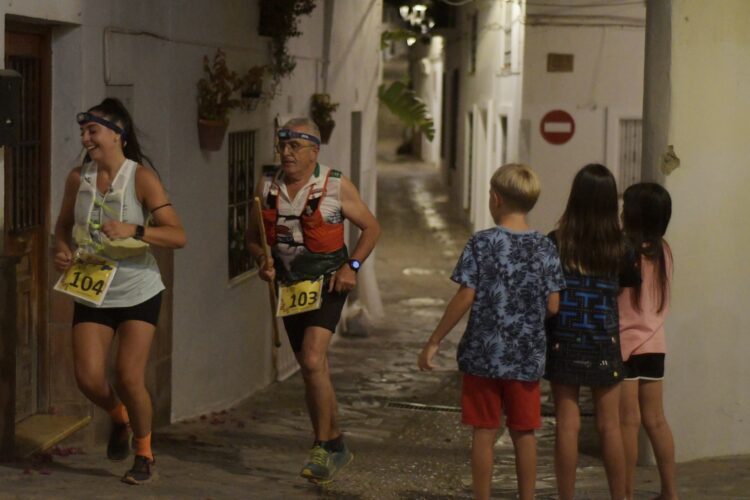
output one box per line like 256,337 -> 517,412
1,151 -> 749,499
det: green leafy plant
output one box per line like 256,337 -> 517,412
258,0 -> 316,95
310,93 -> 339,143
310,93 -> 339,127
378,81 -> 435,141
197,49 -> 241,122
198,49 -> 267,120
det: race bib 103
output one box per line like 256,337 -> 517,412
276,277 -> 324,317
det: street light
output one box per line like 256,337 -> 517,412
399,3 -> 429,27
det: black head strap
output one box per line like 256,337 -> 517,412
77,112 -> 128,141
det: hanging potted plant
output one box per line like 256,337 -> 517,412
196,49 -> 241,151
310,93 -> 339,144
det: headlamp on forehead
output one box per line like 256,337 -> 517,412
277,128 -> 320,146
77,112 -> 127,141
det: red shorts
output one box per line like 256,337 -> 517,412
461,373 -> 541,430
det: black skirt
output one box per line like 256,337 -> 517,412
544,273 -> 624,387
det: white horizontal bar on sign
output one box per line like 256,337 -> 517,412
543,122 -> 573,133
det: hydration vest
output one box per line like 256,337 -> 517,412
262,166 -> 345,253
261,164 -> 348,282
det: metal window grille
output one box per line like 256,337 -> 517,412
228,131 -> 256,279
7,55 -> 43,233
618,119 -> 642,192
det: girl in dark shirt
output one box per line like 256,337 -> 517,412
545,164 -> 639,500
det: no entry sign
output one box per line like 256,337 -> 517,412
540,110 -> 575,145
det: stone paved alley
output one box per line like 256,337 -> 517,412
1,151 -> 749,499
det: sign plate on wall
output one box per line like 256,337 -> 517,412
540,110 -> 575,145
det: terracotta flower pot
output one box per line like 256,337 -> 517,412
197,119 -> 228,151
318,121 -> 335,144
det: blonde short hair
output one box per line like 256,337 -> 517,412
490,163 -> 541,213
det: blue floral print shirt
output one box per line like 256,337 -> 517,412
452,226 -> 566,380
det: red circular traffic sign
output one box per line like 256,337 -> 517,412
540,110 -> 575,145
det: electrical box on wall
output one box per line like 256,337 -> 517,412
0,70 -> 22,147
547,53 -> 574,73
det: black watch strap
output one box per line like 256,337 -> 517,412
134,225 -> 145,240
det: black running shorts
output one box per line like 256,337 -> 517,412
73,292 -> 163,331
282,287 -> 348,352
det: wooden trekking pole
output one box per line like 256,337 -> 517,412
254,197 -> 281,348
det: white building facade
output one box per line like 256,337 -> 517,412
438,0 -> 525,232
0,0 -> 383,450
522,0 -> 646,232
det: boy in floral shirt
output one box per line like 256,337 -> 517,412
418,164 -> 565,500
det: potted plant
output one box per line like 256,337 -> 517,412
197,49 -> 240,151
310,93 -> 339,144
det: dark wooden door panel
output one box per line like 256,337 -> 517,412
14,257 -> 34,420
4,27 -> 51,423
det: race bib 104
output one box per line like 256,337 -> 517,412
54,254 -> 118,306
276,277 -> 324,317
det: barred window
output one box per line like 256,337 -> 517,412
228,131 -> 256,280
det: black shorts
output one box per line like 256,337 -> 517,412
623,353 -> 665,381
282,287 -> 348,353
73,292 -> 163,331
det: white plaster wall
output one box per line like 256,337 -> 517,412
319,0 -> 383,320
412,36 -> 444,166
2,0 -> 383,421
522,11 -> 645,233
441,0 -> 525,232
644,0 -> 750,461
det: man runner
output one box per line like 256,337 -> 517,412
247,117 -> 381,483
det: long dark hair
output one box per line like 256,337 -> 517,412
84,98 -> 156,173
622,183 -> 672,312
557,164 -> 623,277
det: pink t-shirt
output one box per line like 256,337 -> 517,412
619,244 -> 672,361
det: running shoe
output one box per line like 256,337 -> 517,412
121,455 -> 156,485
331,442 -> 354,472
308,443 -> 354,485
299,445 -> 332,481
106,422 -> 131,461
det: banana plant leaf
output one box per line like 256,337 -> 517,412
378,81 -> 435,142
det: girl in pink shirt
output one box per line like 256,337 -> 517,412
618,183 -> 677,500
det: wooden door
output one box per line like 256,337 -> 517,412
4,28 -> 51,422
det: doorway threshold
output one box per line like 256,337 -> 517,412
15,414 -> 92,458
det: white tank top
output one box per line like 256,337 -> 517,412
73,159 -> 164,307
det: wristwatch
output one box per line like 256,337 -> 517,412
133,225 -> 145,240
347,259 -> 362,272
